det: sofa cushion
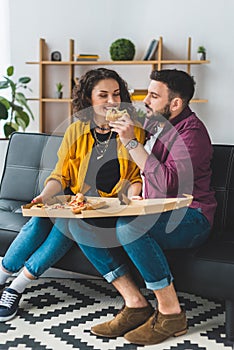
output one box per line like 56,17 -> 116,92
0,132 -> 62,202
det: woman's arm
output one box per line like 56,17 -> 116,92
31,179 -> 62,203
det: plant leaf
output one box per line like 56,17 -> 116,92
4,122 -> 18,138
12,103 -> 23,112
15,92 -> 34,120
19,77 -> 31,84
7,66 -> 14,77
15,110 -> 30,130
0,97 -> 11,109
0,101 -> 9,120
0,81 -> 9,89
4,76 -> 16,93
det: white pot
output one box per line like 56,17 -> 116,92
197,52 -> 206,60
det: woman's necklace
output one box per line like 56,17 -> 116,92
95,124 -> 111,131
93,118 -> 111,132
93,129 -> 113,160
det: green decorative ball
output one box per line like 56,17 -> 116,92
110,38 -> 135,61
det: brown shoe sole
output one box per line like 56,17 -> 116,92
125,328 -> 188,345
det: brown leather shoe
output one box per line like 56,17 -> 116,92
124,309 -> 187,345
91,303 -> 154,338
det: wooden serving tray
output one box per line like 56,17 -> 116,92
21,194 -> 193,219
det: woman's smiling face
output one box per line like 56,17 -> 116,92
91,78 -> 121,117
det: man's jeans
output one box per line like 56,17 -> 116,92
2,217 -> 73,277
69,207 -> 211,291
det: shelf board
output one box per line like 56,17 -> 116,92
26,60 -> 210,66
131,89 -> 208,103
41,98 -> 72,102
190,99 -> 208,103
29,97 -> 208,103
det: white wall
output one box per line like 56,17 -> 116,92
3,0 -> 234,144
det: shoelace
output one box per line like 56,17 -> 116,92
151,310 -> 159,328
0,290 -> 18,309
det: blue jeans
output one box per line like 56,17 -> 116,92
68,217 -> 129,280
69,208 -> 210,291
2,217 -> 73,277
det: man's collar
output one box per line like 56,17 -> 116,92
169,106 -> 192,126
144,106 -> 192,136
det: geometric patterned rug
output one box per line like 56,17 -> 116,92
0,278 -> 233,350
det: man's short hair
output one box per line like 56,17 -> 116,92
150,69 -> 195,105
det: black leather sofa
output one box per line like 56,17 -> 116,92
0,132 -> 234,341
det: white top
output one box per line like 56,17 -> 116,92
142,126 -> 163,197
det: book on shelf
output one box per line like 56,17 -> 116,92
74,54 -> 100,61
142,39 -> 159,60
131,89 -> 147,101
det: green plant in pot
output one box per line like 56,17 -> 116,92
0,66 -> 34,138
197,46 -> 206,60
56,82 -> 63,98
110,38 -> 135,61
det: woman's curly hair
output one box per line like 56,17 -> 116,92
72,68 -> 137,121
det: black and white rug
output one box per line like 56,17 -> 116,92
0,278 -> 233,350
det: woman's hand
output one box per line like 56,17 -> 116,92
31,193 -> 51,204
31,179 -> 62,204
31,195 -> 43,204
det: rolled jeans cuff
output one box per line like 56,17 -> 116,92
103,264 -> 129,283
145,273 -> 174,291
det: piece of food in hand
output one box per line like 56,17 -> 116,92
105,107 -> 129,121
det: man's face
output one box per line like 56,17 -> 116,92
143,80 -> 172,122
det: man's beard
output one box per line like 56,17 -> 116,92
152,102 -> 171,122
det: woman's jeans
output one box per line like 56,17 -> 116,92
69,207 -> 211,291
2,217 -> 73,277
2,207 -> 210,291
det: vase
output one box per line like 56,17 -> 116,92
197,52 -> 206,60
56,91 -> 63,99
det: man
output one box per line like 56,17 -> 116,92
71,69 -> 217,345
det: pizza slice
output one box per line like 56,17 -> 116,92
105,107 -> 129,121
68,193 -> 106,214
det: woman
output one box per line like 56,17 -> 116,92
0,68 -> 145,322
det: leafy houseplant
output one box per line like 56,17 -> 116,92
197,46 -> 206,60
0,66 -> 34,138
110,38 -> 135,61
135,107 -> 146,125
56,82 -> 63,98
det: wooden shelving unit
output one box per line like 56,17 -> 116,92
27,37 -> 210,134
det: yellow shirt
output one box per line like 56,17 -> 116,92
46,120 -> 145,197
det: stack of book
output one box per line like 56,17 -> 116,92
74,54 -> 100,61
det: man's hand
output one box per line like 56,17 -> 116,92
109,114 -> 136,146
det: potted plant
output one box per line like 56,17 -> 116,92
56,82 -> 63,98
109,38 -> 135,61
197,46 -> 206,60
0,66 -> 34,138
